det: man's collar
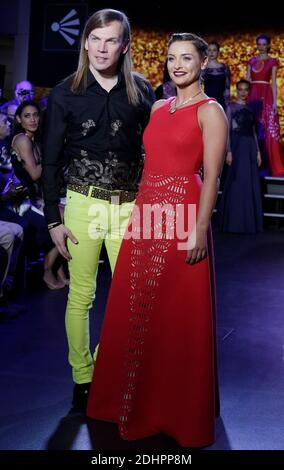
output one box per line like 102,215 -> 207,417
86,69 -> 124,89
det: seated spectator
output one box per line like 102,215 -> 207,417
11,100 -> 67,289
0,219 -> 24,319
0,112 -> 12,171
0,87 -> 7,107
0,80 -> 35,122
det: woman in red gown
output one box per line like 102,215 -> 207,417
247,34 -> 284,176
87,33 -> 228,448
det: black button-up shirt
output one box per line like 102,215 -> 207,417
42,70 -> 155,224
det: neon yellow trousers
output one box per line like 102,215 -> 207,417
64,188 -> 134,383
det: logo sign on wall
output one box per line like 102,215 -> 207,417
43,3 -> 88,51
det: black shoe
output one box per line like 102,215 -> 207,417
71,382 -> 91,413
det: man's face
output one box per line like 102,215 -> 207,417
15,81 -> 34,103
0,113 -> 11,139
85,21 -> 129,76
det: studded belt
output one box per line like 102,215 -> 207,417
67,184 -> 136,204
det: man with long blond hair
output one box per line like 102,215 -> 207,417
42,9 -> 154,412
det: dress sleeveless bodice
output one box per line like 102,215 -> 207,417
143,98 -> 212,176
248,57 -> 278,82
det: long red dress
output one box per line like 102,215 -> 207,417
87,98 -> 219,448
248,57 -> 284,176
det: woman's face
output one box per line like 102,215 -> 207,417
17,105 -> 40,133
208,44 -> 219,60
237,83 -> 250,101
167,41 -> 207,87
257,38 -> 269,54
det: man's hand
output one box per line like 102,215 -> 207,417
49,224 -> 78,261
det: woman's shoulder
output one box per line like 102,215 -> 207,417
12,133 -> 32,153
198,98 -> 227,121
199,97 -> 221,108
227,100 -> 238,110
151,99 -> 169,115
12,133 -> 30,145
248,56 -> 257,65
269,57 -> 279,66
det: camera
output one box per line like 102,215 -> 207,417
18,89 -> 31,96
17,89 -> 34,100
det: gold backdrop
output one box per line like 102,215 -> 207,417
132,29 -> 284,141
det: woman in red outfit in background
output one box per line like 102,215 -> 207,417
247,34 -> 284,176
87,33 -> 227,448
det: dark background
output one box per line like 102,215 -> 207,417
27,0 -> 283,87
88,1 -> 283,32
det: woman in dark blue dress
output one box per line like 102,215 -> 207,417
203,41 -> 230,110
219,79 -> 263,233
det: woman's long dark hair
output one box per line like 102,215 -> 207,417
12,100 -> 42,146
